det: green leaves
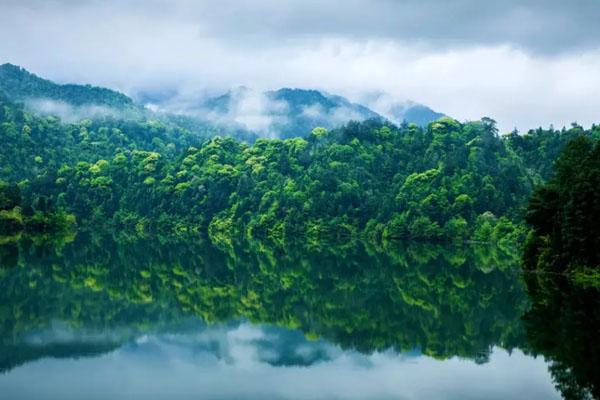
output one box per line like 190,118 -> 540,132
525,136 -> 600,274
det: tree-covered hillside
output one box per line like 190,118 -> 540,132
2,64 -> 600,248
506,123 -> 600,180
154,86 -> 445,138
25,117 -> 534,245
198,87 -> 382,139
0,63 -> 136,110
0,96 -> 204,181
0,64 -> 252,141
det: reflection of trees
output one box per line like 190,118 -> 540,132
0,231 -> 527,371
522,275 -> 600,400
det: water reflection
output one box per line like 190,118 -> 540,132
0,231 -> 587,398
522,274 -> 600,400
1,321 -> 559,400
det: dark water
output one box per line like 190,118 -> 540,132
0,232 -> 597,399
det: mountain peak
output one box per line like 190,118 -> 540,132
0,63 -> 25,72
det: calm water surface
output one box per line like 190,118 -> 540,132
0,232 -> 597,399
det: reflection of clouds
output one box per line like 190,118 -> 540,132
0,321 -> 560,400
124,322 -> 337,368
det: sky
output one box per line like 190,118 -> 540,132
1,0 -> 600,132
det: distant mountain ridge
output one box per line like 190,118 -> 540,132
0,63 -> 135,110
388,101 -> 445,127
192,87 -> 383,138
193,87 -> 445,138
0,63 -> 446,138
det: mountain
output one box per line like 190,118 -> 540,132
387,101 -> 445,127
362,92 -> 446,127
196,87 -> 383,138
0,64 -> 445,139
269,88 -> 382,137
0,64 -> 248,140
196,87 -> 448,138
0,63 -> 140,120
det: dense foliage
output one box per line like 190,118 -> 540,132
0,95 -> 206,181
525,136 -> 600,274
506,123 -> 600,180
20,117 -> 538,244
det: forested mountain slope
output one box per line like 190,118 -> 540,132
0,63 -> 138,113
2,64 -> 600,246
0,97 -> 204,181
0,64 -> 249,141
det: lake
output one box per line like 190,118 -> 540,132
0,232 -> 597,399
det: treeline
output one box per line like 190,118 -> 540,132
525,135 -> 600,279
2,91 -> 600,245
0,63 -> 135,109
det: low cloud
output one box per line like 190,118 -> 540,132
25,98 -> 122,123
301,101 -> 374,126
222,88 -> 289,137
151,87 -> 292,138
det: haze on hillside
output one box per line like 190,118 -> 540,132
2,0 -> 600,132
0,63 -> 445,138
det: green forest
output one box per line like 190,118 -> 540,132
1,62 -> 600,400
1,65 -> 600,279
525,136 -> 600,282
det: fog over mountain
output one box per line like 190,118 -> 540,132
139,86 -> 443,138
1,63 -> 445,138
2,1 -> 600,133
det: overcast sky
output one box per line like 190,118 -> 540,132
2,0 -> 600,132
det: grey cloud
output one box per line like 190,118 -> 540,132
1,0 -> 600,133
186,0 -> 600,54
3,0 -> 600,55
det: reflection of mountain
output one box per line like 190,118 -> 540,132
0,320 -> 336,374
0,341 -> 120,374
522,275 -> 600,400
0,232 -> 526,371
